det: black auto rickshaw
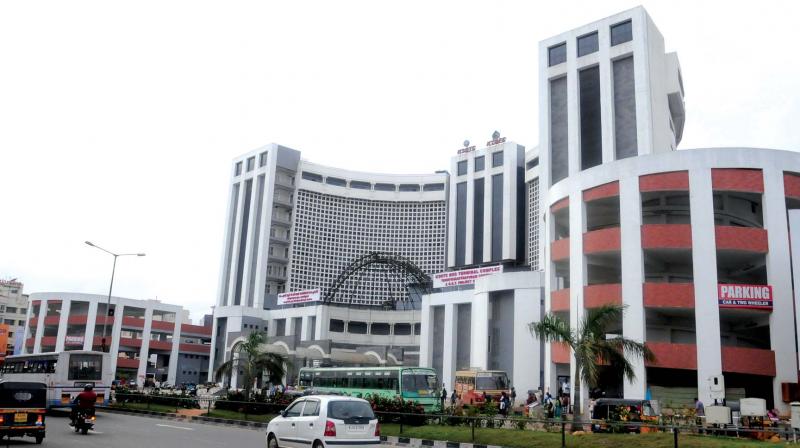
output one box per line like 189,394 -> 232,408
0,381 -> 46,444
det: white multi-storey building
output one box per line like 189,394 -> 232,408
0,280 -> 29,355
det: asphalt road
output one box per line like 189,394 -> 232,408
0,412 -> 265,447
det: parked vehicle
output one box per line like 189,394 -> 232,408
266,395 -> 380,448
454,369 -> 510,405
0,381 -> 46,444
298,367 -> 439,411
590,398 -> 658,433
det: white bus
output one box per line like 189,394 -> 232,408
0,351 -> 113,409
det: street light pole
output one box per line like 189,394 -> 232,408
85,241 -> 145,352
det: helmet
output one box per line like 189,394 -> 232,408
84,384 -> 94,391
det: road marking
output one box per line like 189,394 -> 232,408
156,423 -> 195,431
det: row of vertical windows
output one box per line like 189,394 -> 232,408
548,20 -> 633,67
233,151 -> 269,176
456,153 -> 502,177
301,172 -> 443,192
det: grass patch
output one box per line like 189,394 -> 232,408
381,423 -> 777,447
204,409 -> 276,423
111,402 -> 180,414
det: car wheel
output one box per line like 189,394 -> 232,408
268,434 -> 279,448
313,442 -> 324,448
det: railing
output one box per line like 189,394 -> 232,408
102,393 -> 800,447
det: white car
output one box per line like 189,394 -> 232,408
266,395 -> 380,448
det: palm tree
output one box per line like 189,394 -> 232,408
529,304 -> 654,428
214,330 -> 287,398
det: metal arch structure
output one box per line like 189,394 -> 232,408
322,252 -> 432,307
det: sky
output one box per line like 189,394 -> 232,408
2,0 -> 799,322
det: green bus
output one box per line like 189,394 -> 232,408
297,367 -> 439,410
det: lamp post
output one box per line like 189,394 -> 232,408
85,241 -> 145,352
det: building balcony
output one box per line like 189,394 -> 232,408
25,337 -> 34,347
550,288 -> 570,312
67,315 -> 89,325
722,346 -> 775,376
584,284 -> 622,308
551,342 -> 570,364
28,318 -> 37,328
273,196 -> 293,208
712,168 -> 763,193
715,226 -> 768,253
150,320 -> 175,332
116,358 -> 140,369
639,171 -> 689,192
40,336 -> 57,347
551,238 -> 570,262
180,324 -> 212,337
118,337 -> 142,348
583,227 -> 621,254
643,283 -> 695,309
121,317 -> 146,329
583,182 -> 619,202
645,342 -> 697,370
43,316 -> 60,326
149,340 -> 173,351
641,224 -> 692,249
179,343 -> 210,355
784,173 -> 800,200
271,214 -> 292,227
94,316 -> 115,327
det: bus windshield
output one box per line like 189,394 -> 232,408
475,372 -> 508,391
68,354 -> 103,381
401,370 -> 437,396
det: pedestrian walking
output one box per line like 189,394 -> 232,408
510,387 -> 517,406
499,391 -> 509,417
450,389 -> 457,407
440,385 -> 447,411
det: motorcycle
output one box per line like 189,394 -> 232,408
72,409 -> 95,435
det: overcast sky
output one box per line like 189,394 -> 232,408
2,0 -> 799,322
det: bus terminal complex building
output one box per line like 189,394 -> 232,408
209,7 -> 800,412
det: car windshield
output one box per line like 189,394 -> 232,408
475,372 -> 508,390
327,401 -> 375,420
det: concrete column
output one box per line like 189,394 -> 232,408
83,300 -> 98,351
207,313 -> 219,383
598,26 -> 615,164
543,209 -> 555,396
568,189 -> 586,411
790,210 -> 800,375
300,315 -> 312,341
226,181 -> 247,306
418,297 -> 434,368
137,307 -> 155,387
33,299 -> 46,354
55,299 -> 71,352
689,169 -> 722,405
315,306 -> 329,340
469,292 -> 490,369
513,288 -> 540,396
167,311 -> 184,385
620,177 -> 646,399
108,304 -> 125,376
267,319 -> 278,337
286,316 -> 297,337
441,303 -> 457,390
763,170 -> 796,413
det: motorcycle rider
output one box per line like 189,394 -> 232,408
70,385 -> 97,426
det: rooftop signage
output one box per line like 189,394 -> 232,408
457,145 -> 476,155
486,137 -> 506,147
433,265 -> 504,288
278,288 -> 321,306
718,284 -> 772,310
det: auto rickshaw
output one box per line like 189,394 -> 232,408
0,381 -> 46,444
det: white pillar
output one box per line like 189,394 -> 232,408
513,288 -> 540,396
469,292 -> 490,369
55,299 -> 71,352
568,189 -> 586,412
418,296 -> 434,368
167,311 -> 183,385
267,319 -> 278,337
689,169 -> 722,405
300,315 -> 312,341
790,210 -> 800,375
442,303 -> 457,390
137,307 -> 154,387
83,300 -> 98,351
286,316 -> 297,337
108,303 -> 125,377
620,177 -> 646,399
315,306 -> 329,340
207,313 -> 219,383
33,299 -> 46,354
763,170 -> 796,413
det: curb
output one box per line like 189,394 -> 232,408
380,436 -> 504,448
99,407 -> 269,430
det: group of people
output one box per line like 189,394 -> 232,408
438,384 -> 517,416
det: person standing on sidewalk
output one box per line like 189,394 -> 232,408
440,385 -> 447,412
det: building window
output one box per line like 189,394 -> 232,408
350,180 -> 371,190
611,20 -> 632,46
234,162 -> 242,176
301,172 -> 323,183
374,183 -> 396,191
491,151 -> 503,167
398,184 -> 420,192
246,157 -> 255,172
548,42 -> 567,66
259,151 -> 268,167
474,156 -> 485,172
423,183 -> 444,191
526,158 -> 539,170
577,31 -> 599,57
325,177 -> 346,187
457,160 -> 468,176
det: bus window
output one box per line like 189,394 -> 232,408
68,354 -> 102,380
401,370 -> 437,394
